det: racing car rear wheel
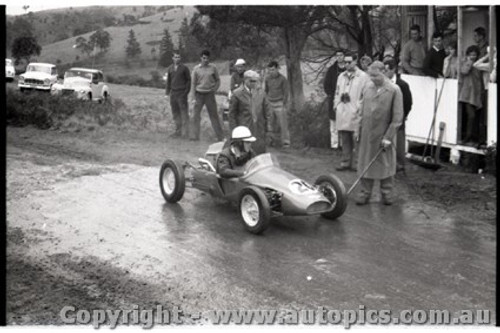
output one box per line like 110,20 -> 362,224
315,174 -> 347,220
238,186 -> 271,234
160,159 -> 185,203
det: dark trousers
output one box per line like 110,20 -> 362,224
339,130 -> 357,168
396,125 -> 406,169
462,102 -> 479,143
192,91 -> 225,141
170,90 -> 189,137
359,177 -> 394,200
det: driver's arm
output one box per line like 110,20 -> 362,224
217,155 -> 245,178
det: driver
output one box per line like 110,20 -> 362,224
217,126 -> 256,178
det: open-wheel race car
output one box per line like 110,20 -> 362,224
159,142 -> 348,234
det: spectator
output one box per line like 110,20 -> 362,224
166,51 -> 191,139
443,42 -> 458,79
474,27 -> 489,57
333,53 -> 370,172
229,70 -> 272,155
190,50 -> 225,141
423,32 -> 446,78
359,55 -> 373,72
383,58 -> 413,172
216,126 -> 256,179
400,24 -> 426,75
264,61 -> 290,149
473,45 -> 492,146
458,45 -> 483,146
229,58 -> 246,98
323,50 -> 347,149
355,61 -> 403,206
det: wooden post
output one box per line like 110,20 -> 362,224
435,122 -> 446,162
457,7 -> 463,142
428,6 -> 435,46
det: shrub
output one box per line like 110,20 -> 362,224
6,87 -> 125,130
288,95 -> 330,148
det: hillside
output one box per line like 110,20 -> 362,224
27,6 -> 197,68
6,6 -> 182,47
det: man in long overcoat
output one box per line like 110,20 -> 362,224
356,61 -> 404,205
229,70 -> 272,155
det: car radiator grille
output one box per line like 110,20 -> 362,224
25,78 -> 45,85
62,89 -> 75,96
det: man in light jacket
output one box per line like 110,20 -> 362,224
356,61 -> 404,205
334,53 -> 370,171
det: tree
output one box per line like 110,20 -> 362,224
74,36 -> 94,56
89,28 -> 112,55
125,29 -> 142,59
11,36 -> 42,64
196,6 -> 331,112
151,47 -> 157,61
7,16 -> 34,50
178,17 -> 199,62
158,28 -> 174,68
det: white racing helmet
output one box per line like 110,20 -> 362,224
232,126 -> 256,142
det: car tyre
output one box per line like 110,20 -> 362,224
315,174 -> 347,220
159,159 -> 186,203
238,186 -> 271,234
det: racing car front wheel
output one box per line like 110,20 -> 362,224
315,174 -> 347,220
159,159 -> 185,203
238,186 -> 271,234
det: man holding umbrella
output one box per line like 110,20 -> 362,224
355,61 -> 404,205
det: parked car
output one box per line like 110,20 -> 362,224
18,62 -> 58,92
51,67 -> 110,102
159,143 -> 348,234
5,58 -> 15,81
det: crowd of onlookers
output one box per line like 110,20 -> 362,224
163,24 -> 495,204
399,24 -> 496,147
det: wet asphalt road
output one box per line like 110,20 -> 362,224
9,158 -> 495,317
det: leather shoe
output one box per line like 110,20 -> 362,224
355,196 -> 369,205
336,165 -> 350,171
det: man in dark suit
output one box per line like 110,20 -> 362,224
229,70 -> 273,155
423,32 -> 446,78
323,50 -> 346,149
383,58 -> 413,172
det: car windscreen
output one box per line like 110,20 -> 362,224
65,70 -> 93,80
243,153 -> 280,176
26,65 -> 53,74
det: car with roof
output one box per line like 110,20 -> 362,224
159,142 -> 348,234
5,58 -> 15,81
51,67 -> 110,102
18,62 -> 58,92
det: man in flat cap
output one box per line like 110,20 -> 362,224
229,70 -> 273,155
230,58 -> 246,97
